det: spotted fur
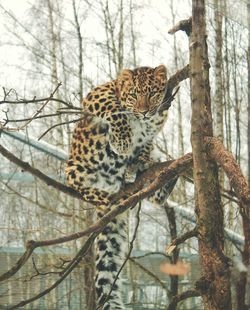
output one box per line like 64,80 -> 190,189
65,65 -> 174,309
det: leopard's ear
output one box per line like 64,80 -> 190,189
154,65 -> 167,81
119,69 -> 133,81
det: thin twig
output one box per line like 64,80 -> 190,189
5,110 -> 83,123
129,257 -> 170,292
131,251 -> 171,260
0,96 -> 74,108
1,83 -> 62,132
38,116 -> 85,140
27,257 -> 61,281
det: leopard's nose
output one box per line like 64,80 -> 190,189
141,111 -> 150,120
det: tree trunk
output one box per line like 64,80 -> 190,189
214,0 -> 223,142
164,203 -> 179,305
190,1 -> 232,309
248,0 -> 250,190
223,0 -> 232,152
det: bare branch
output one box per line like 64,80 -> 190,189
8,232 -> 98,310
205,137 -> 250,210
131,251 -> 170,260
129,257 -> 170,292
5,109 -> 83,123
0,144 -> 82,200
166,227 -> 198,254
168,17 -> 192,36
0,83 -> 62,131
27,257 -> 61,281
38,116 -> 85,140
159,65 -> 190,113
0,96 -> 76,108
167,288 -> 200,310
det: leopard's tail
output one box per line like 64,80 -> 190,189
95,213 -> 127,310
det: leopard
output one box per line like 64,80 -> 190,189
65,65 -> 177,309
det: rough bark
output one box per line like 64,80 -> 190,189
248,0 -> 250,194
190,1 -> 232,309
205,137 -> 250,208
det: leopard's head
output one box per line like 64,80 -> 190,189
117,65 -> 167,119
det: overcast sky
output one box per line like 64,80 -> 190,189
0,0 -> 192,89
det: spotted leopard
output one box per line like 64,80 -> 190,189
65,65 -> 177,309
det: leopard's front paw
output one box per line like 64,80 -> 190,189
109,134 -> 132,155
136,156 -> 155,172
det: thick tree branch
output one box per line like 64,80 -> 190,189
1,136 -> 248,284
0,144 -> 188,206
205,137 -> 250,209
0,144 -> 82,200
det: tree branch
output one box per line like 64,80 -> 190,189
159,64 -> 189,113
0,82 -> 62,131
168,17 -> 192,36
205,137 -> 250,210
0,153 -> 192,282
166,288 -> 200,310
8,232 -> 98,309
166,227 -> 198,254
129,257 -> 170,293
0,144 -> 82,200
